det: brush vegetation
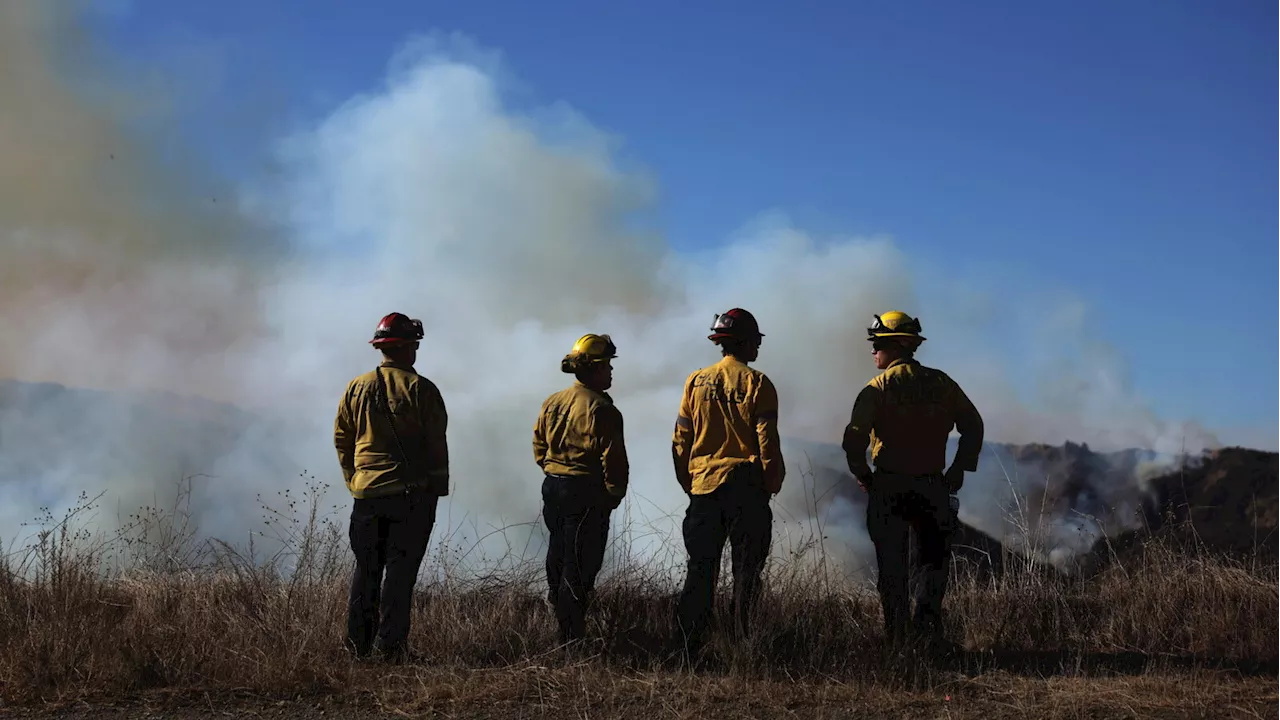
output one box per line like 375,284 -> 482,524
0,474 -> 1274,719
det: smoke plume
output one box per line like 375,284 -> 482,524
0,4 -> 1255,578
0,0 -> 289,539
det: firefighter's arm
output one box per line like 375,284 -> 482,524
532,401 -> 548,469
671,376 -> 695,493
755,375 -> 785,494
595,404 -> 629,503
333,382 -> 357,486
949,380 -> 985,473
418,380 -> 451,492
841,384 -> 881,485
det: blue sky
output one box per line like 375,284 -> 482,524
90,0 -> 1276,442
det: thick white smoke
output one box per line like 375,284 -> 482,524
0,9 -> 1260,579
0,0 -> 286,549
224,34 -> 920,575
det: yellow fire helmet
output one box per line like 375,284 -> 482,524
866,310 -> 926,343
561,333 -> 618,373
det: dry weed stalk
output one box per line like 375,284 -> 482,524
0,468 -> 1273,705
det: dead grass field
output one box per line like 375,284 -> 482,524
0,481 -> 1275,719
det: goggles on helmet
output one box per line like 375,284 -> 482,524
709,310 -> 763,338
374,317 -> 424,341
866,313 -> 921,338
582,334 -> 616,360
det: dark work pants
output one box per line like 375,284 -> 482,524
346,487 -> 439,658
542,475 -> 614,643
865,473 -> 955,645
676,470 -> 772,652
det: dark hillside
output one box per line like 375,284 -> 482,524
1082,447 -> 1278,573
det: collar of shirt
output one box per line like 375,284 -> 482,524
573,379 -> 613,403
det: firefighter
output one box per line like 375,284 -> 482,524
842,310 -> 984,653
671,308 -> 785,656
533,333 -> 629,644
334,312 -> 450,664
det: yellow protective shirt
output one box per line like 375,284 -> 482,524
672,356 -> 785,495
532,381 -> 629,499
334,361 -> 450,499
841,357 -> 984,479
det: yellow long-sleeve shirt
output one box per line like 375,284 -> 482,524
533,381 -> 629,499
334,361 -> 450,499
841,357 -> 984,479
672,356 -> 785,495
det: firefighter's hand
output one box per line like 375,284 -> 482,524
944,465 -> 965,493
855,472 -> 873,493
605,491 -> 624,510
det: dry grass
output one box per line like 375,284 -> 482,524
0,476 -> 1274,718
